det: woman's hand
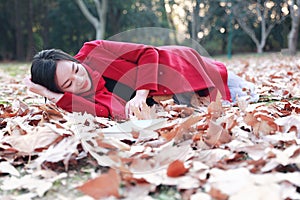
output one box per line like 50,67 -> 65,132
125,89 -> 149,117
23,77 -> 47,96
23,77 -> 63,103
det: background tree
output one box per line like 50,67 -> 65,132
107,0 -> 170,36
167,0 -> 231,54
75,0 -> 108,40
232,0 -> 288,53
104,0 -> 173,47
46,0 -> 95,54
287,0 -> 300,55
0,0 -> 298,61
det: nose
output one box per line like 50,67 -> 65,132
75,75 -> 84,86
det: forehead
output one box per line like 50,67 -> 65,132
56,60 -> 73,73
56,60 -> 73,81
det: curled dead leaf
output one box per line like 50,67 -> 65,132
244,111 -> 278,137
204,120 -> 232,147
160,115 -> 203,142
38,103 -> 66,122
275,112 -> 300,134
207,91 -> 223,119
169,105 -> 194,117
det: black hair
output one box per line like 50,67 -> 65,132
31,49 -> 79,93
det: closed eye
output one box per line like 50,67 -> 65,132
65,81 -> 72,88
60,62 -> 76,89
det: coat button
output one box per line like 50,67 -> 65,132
163,89 -> 167,93
159,71 -> 163,75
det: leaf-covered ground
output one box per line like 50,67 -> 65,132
0,53 -> 300,200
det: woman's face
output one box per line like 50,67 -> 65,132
55,60 -> 92,94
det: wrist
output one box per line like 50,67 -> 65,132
44,89 -> 63,103
136,89 -> 149,98
43,89 -> 53,99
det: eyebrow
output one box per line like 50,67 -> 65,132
60,63 -> 75,88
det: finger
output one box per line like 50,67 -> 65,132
138,104 -> 143,112
125,102 -> 130,117
125,101 -> 134,118
129,103 -> 135,117
137,102 -> 147,111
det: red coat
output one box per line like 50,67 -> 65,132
56,40 -> 231,119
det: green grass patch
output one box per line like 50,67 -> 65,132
0,62 -> 30,77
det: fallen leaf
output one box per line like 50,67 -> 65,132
101,118 -> 167,134
3,126 -> 60,153
209,187 -> 229,200
0,175 -> 53,197
275,112 -> 300,134
167,160 -> 188,177
204,120 -> 232,147
160,115 -> 203,141
77,169 -> 120,199
32,136 -> 79,169
207,91 -> 223,119
0,161 -> 20,176
244,111 -> 278,137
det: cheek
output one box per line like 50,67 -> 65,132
70,86 -> 78,94
82,70 -> 88,78
72,81 -> 82,93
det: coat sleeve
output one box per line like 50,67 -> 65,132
101,40 -> 159,91
56,92 -> 110,118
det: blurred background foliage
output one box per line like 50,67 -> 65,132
0,0 -> 298,61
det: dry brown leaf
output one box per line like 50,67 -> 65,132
160,115 -> 203,141
38,103 -> 65,118
209,187 -> 229,200
275,112 -> 300,134
3,126 -> 60,153
96,135 -> 131,151
244,111 -> 278,137
169,105 -> 195,117
129,158 -> 155,174
207,91 -> 223,119
204,120 -> 232,147
2,54 -> 300,200
77,169 -> 120,199
167,160 -> 188,177
190,93 -> 211,107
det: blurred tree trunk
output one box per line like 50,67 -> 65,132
41,0 -> 50,48
191,0 -> 201,42
14,0 -> 24,60
232,0 -> 287,53
75,0 -> 108,40
26,0 -> 33,61
164,0 -> 179,43
287,0 -> 300,55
